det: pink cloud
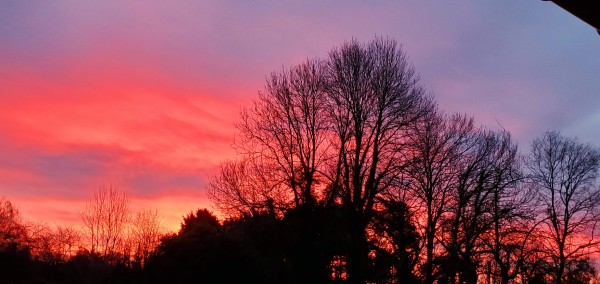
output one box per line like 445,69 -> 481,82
0,46 -> 246,229
2,0 -> 598,231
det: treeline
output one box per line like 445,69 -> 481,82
2,37 -> 600,283
0,187 -> 163,283
203,37 -> 600,284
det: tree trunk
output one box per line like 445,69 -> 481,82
424,225 -> 435,284
346,220 -> 368,284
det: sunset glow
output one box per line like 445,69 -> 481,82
2,1 -> 599,231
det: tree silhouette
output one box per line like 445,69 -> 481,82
483,131 -> 534,284
233,58 -> 330,209
438,128 -> 523,284
325,37 -> 433,283
402,110 -> 474,283
527,131 -> 600,284
209,37 -> 433,283
147,209 -> 281,283
81,186 -> 130,260
0,197 -> 27,247
0,197 -> 31,281
209,158 -> 290,217
370,198 -> 420,283
129,209 -> 163,267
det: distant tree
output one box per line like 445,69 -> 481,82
80,186 -> 130,260
146,209 -> 221,283
523,257 -> 554,284
0,196 -> 27,246
26,221 -> 57,263
280,204 -> 354,283
0,197 -> 31,281
527,131 -> 600,284
224,212 -> 288,283
54,225 -> 81,261
178,209 -> 220,236
130,209 -> 163,267
65,249 -> 116,284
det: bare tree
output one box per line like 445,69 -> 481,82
403,111 -> 475,284
478,132 -> 537,284
326,37 -> 432,283
487,191 -> 538,284
0,197 -> 27,248
129,209 -> 163,266
81,186 -> 130,259
20,221 -> 83,264
436,121 -> 483,284
53,225 -> 81,261
26,221 -> 56,262
208,158 -> 291,217
1,198 -> 81,264
208,37 -> 432,283
235,58 -> 330,208
439,129 -> 526,284
527,131 -> 600,284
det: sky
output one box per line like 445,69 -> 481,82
1,1 -> 599,231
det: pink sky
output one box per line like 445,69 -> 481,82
1,1 -> 599,231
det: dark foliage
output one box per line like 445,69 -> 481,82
0,242 -> 31,282
145,209 -> 266,283
142,203 -> 420,284
369,199 -> 421,283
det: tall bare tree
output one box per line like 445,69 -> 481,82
479,132 -> 536,284
208,37 -> 432,283
439,129 -> 524,284
326,37 -> 432,283
81,186 -> 130,259
403,111 -> 475,284
527,131 -> 600,284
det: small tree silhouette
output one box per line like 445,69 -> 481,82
80,186 -> 130,260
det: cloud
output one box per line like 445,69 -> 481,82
1,0 -> 599,229
0,49 -> 241,228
